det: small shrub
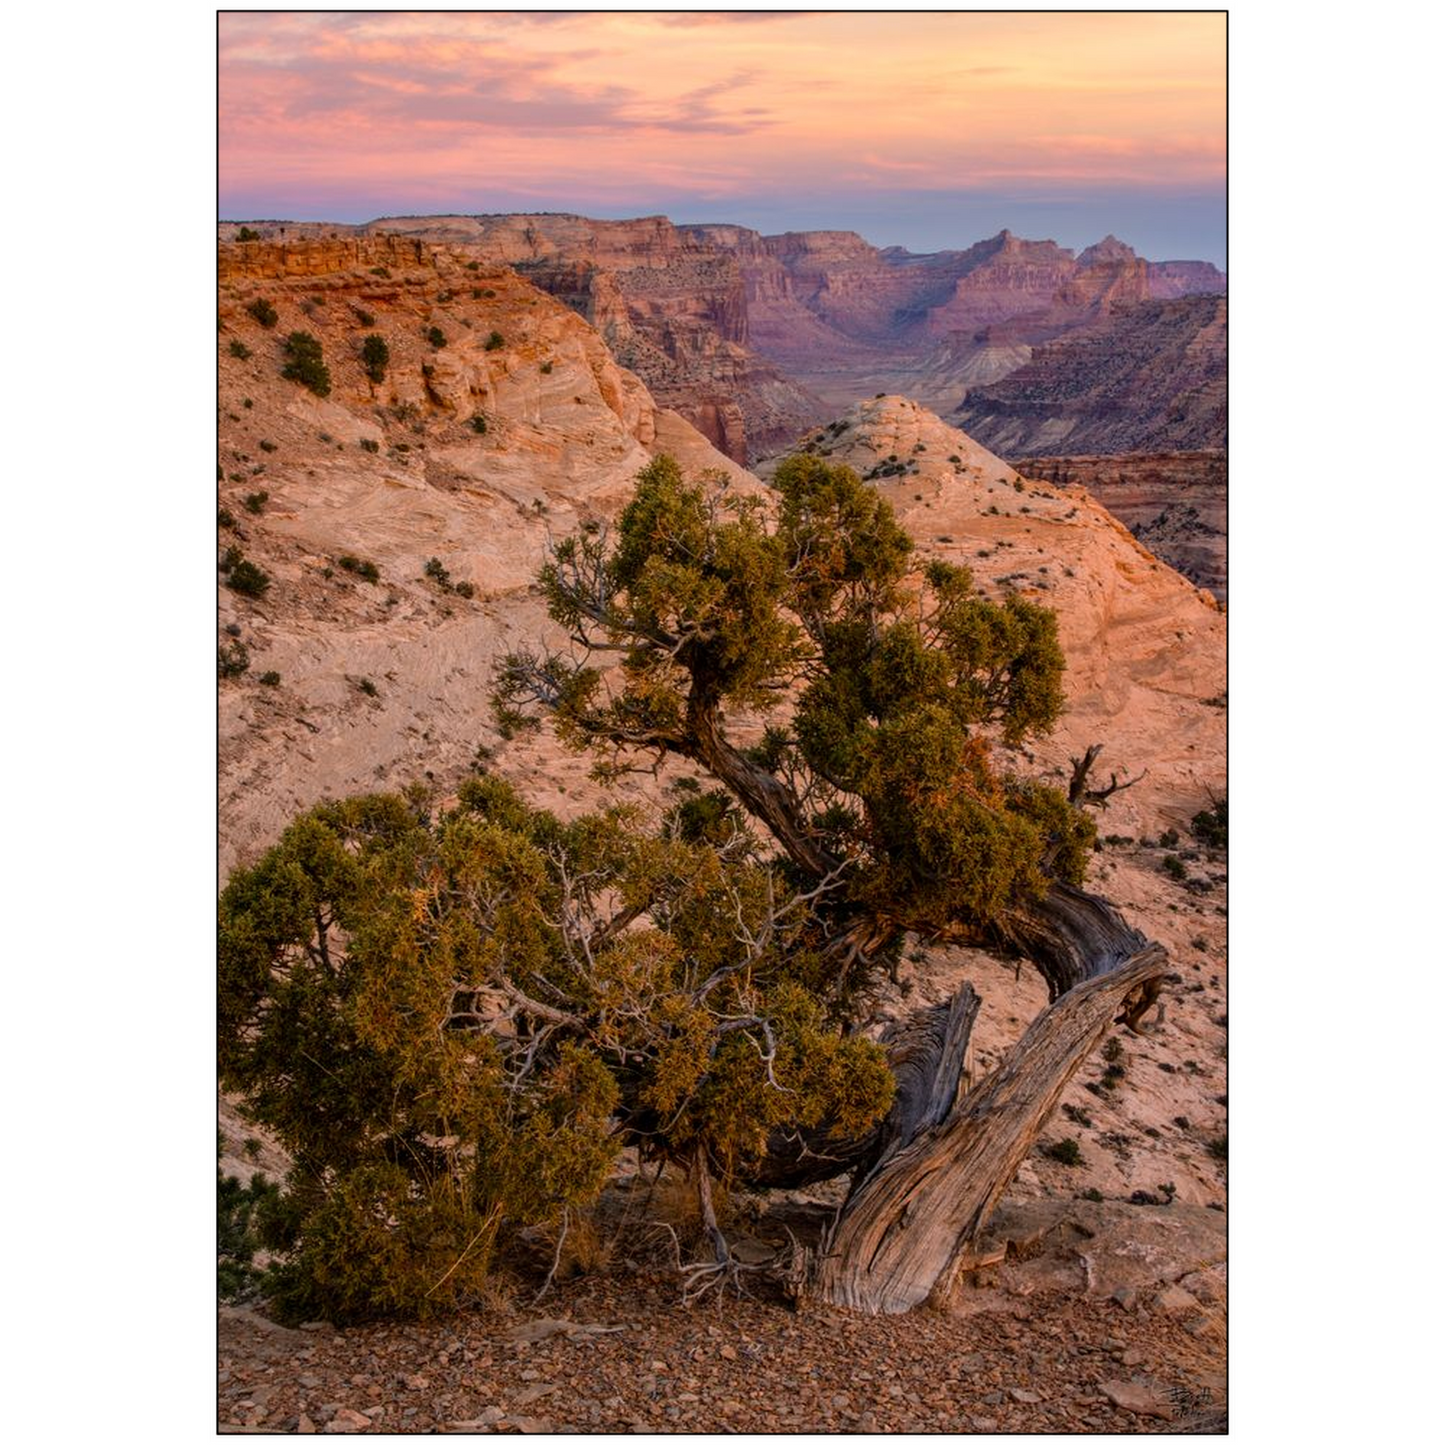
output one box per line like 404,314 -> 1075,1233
424,557 -> 451,586
359,438 -> 380,454
1191,797 -> 1228,849
1162,855 -> 1188,881
361,334 -> 389,383
243,398 -> 253,409
369,266 -> 391,278
482,288 -> 496,298
1102,1037 -> 1124,1062
218,1164 -> 281,1301
1013,479 -> 1025,493
337,555 -> 380,583
1042,1137 -> 1082,1166
1207,1134 -> 1228,1161
453,581 -> 475,599
426,326 -> 446,349
540,361 -> 553,374
228,339 -> 252,360
258,439 -> 277,454
1079,1187 -> 1105,1203
218,507 -> 237,529
354,308 -> 375,328
469,414 -> 488,435
218,640 -> 250,678
357,677 -> 378,697
258,671 -> 281,687
281,331 -> 331,397
225,556 -> 271,599
235,226 -> 261,243
246,298 -> 278,329
484,330 -> 504,351
244,491 -> 269,514
1159,827 -> 1181,848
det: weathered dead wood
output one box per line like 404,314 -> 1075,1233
995,881 -> 1150,1001
810,945 -> 1167,1314
743,985 -> 980,1190
1068,743 -> 1146,808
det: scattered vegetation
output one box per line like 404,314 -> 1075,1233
234,226 -> 261,243
426,326 -> 446,350
258,671 -> 281,688
469,414 -> 488,435
337,555 -> 381,584
228,339 -> 251,360
484,330 -> 505,351
244,491 -> 269,514
357,677 -> 378,698
246,298 -> 278,329
1162,855 -> 1188,881
359,438 -> 380,454
540,360 -> 553,374
280,331 -> 331,397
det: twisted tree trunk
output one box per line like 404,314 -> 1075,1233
811,941 -> 1167,1314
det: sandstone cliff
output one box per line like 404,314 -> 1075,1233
955,296 -> 1227,457
217,235 -> 752,873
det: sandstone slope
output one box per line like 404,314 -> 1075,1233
217,236 -> 751,877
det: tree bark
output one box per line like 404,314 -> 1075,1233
746,985 -> 980,1190
810,941 -> 1167,1314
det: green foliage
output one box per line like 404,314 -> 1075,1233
218,640 -> 250,678
222,550 -> 271,599
219,783 -> 893,1320
338,555 -> 381,584
235,226 -> 262,242
1191,797 -> 1227,849
484,330 -> 505,351
281,331 -> 331,397
1042,1137 -> 1082,1166
360,438 -> 380,453
244,490 -> 269,514
361,334 -> 389,383
1162,855 -> 1188,881
426,326 -> 446,349
246,298 -> 278,329
228,339 -> 252,360
218,1156 -> 280,1300
370,266 -> 391,278
218,507 -> 237,530
497,453 -> 1086,974
469,414 -> 488,435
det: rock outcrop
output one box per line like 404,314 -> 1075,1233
1022,453 -> 1227,602
217,235 -> 753,873
759,396 -> 1224,834
955,296 -> 1227,458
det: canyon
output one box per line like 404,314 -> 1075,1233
220,216 -> 1225,469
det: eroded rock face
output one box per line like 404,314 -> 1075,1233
1021,454 -> 1227,603
759,396 -> 1225,833
955,296 -> 1227,458
356,214 -> 830,464
217,236 -> 753,875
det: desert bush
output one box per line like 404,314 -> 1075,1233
426,326 -> 446,349
1042,1137 -> 1083,1166
359,438 -> 380,454
223,552 -> 271,599
370,266 -> 391,278
244,491 -> 269,514
361,334 -> 389,383
357,677 -> 378,697
484,330 -> 505,351
228,339 -> 252,360
1191,797 -> 1227,849
1162,855 -> 1188,881
469,414 -> 488,435
218,507 -> 237,530
281,332 -> 331,397
235,226 -> 261,243
338,555 -> 380,583
218,640 -> 250,678
453,581 -> 475,599
246,298 -> 278,329
258,671 -> 281,687
354,308 -> 375,328
424,556 -> 451,587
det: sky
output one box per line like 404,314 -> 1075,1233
218,9 -> 1226,265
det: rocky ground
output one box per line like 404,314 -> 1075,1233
219,1251 -> 1224,1435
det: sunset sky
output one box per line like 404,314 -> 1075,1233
218,10 -> 1226,264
